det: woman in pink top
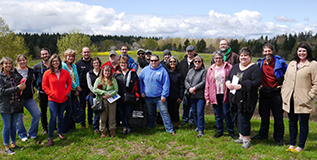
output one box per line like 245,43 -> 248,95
205,51 -> 236,139
42,54 -> 72,146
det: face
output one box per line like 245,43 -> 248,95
214,55 -> 223,66
66,55 -> 75,64
120,46 -> 128,55
164,54 -> 171,61
92,60 -> 100,69
137,51 -> 145,58
239,52 -> 251,66
82,47 -> 91,60
109,54 -> 119,63
119,61 -> 128,70
52,58 -> 60,69
18,57 -> 27,68
194,59 -> 202,68
262,47 -> 273,61
2,60 -> 12,72
145,53 -> 152,60
103,69 -> 111,78
186,50 -> 196,58
40,50 -> 50,61
150,56 -> 159,68
219,40 -> 229,52
297,47 -> 307,61
169,58 -> 177,69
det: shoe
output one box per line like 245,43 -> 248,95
11,145 -> 24,150
234,138 -> 243,144
42,130 -> 48,135
242,140 -> 251,149
189,123 -> 195,128
275,140 -> 283,146
171,132 -> 177,136
251,134 -> 266,140
179,121 -> 187,127
100,131 -> 107,138
126,129 -> 132,134
30,136 -> 37,140
285,146 -> 296,152
5,148 -> 15,155
122,129 -> 127,135
48,138 -> 54,146
110,129 -> 116,138
21,137 -> 28,142
214,132 -> 223,138
291,147 -> 304,153
58,134 -> 65,139
229,132 -> 238,139
94,130 -> 100,133
197,131 -> 204,138
194,127 -> 199,132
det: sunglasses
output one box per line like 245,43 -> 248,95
137,52 -> 144,55
194,61 -> 202,63
150,60 -> 158,62
146,53 -> 152,55
169,61 -> 176,63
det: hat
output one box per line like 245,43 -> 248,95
145,49 -> 152,55
137,48 -> 145,54
163,49 -> 171,56
109,50 -> 118,56
186,45 -> 195,52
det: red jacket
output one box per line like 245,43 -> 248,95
42,69 -> 72,103
205,62 -> 232,105
100,61 -> 120,73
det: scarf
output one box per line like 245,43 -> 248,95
221,47 -> 231,61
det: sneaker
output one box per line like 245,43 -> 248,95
171,132 -> 177,136
21,137 -> 28,142
58,134 -> 65,139
179,121 -> 187,127
291,147 -> 304,153
251,134 -> 267,140
11,145 -> 24,150
194,127 -> 199,132
234,137 -> 243,143
197,131 -> 204,138
48,138 -> 54,146
30,136 -> 37,140
214,132 -> 223,138
229,132 -> 238,139
5,148 -> 15,155
42,130 -> 48,135
242,140 -> 251,149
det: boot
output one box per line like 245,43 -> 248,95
100,131 -> 107,138
110,129 -> 116,138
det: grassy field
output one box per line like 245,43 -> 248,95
1,51 -> 316,159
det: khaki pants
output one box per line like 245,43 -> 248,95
99,99 -> 116,132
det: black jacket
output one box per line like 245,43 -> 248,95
18,67 -> 36,100
75,58 -> 92,89
178,54 -> 205,77
0,71 -> 22,113
113,69 -> 140,104
167,68 -> 185,100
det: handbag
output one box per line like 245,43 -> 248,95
11,101 -> 24,113
72,97 -> 85,123
123,92 -> 137,105
92,100 -> 105,114
128,99 -> 147,128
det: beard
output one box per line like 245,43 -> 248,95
265,55 -> 272,61
138,57 -> 148,68
220,48 -> 227,52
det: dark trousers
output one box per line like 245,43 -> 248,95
62,91 -> 76,133
258,91 -> 284,141
233,104 -> 255,136
213,94 -> 234,133
38,92 -> 49,131
181,95 -> 194,124
79,88 -> 93,127
167,98 -> 180,123
288,96 -> 310,149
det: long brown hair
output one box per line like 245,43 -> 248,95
48,54 -> 62,73
100,65 -> 113,86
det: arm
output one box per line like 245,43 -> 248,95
65,71 -> 72,95
42,71 -> 54,97
240,66 -> 262,92
73,64 -> 80,88
93,78 -> 107,96
108,78 -> 118,97
308,61 -> 317,99
62,63 -> 77,90
204,69 -> 211,102
139,71 -> 145,96
161,70 -> 170,98
0,77 -> 20,97
86,72 -> 94,93
192,69 -> 207,91
178,72 -> 185,100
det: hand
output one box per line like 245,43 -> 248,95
102,95 -> 107,99
161,97 -> 166,104
189,87 -> 196,94
258,85 -> 263,90
206,101 -> 210,106
234,84 -> 242,90
76,86 -> 82,92
74,90 -> 79,96
18,83 -> 26,90
226,81 -> 235,90
277,85 -> 282,88
141,93 -> 145,98
136,97 -> 139,101
176,98 -> 182,104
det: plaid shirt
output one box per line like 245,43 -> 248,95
2,72 -> 21,103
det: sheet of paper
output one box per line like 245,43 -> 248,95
107,91 -> 121,103
230,75 -> 239,95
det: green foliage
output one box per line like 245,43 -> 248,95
57,28 -> 97,61
0,17 -> 30,63
196,39 -> 206,53
183,39 -> 190,51
144,38 -> 158,50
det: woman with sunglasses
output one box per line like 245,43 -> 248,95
184,55 -> 207,138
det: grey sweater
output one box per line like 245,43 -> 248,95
185,67 -> 207,99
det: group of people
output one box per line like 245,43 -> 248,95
0,40 -> 316,155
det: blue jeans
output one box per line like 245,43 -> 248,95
16,98 -> 41,138
79,88 -> 93,127
48,100 -> 67,139
190,98 -> 206,131
213,94 -> 234,133
144,97 -> 174,133
1,113 -> 19,146
181,95 -> 194,124
89,95 -> 100,131
118,103 -> 132,130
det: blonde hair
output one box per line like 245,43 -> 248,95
100,65 -> 113,86
62,48 -> 77,63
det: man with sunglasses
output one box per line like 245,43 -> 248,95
136,48 -> 148,75
145,49 -> 152,63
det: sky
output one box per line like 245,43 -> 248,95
0,0 -> 317,39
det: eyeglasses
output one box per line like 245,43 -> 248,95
214,57 -> 222,60
194,61 -> 202,63
145,53 -> 152,55
52,60 -> 59,63
169,61 -> 176,63
137,52 -> 144,55
121,49 -> 128,51
150,60 -> 158,62
120,62 -> 127,64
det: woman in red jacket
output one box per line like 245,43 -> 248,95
42,54 -> 72,146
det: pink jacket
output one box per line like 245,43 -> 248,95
204,62 -> 232,105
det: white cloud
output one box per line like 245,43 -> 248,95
0,0 -> 316,39
274,16 -> 296,23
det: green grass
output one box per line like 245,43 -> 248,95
1,52 -> 316,159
